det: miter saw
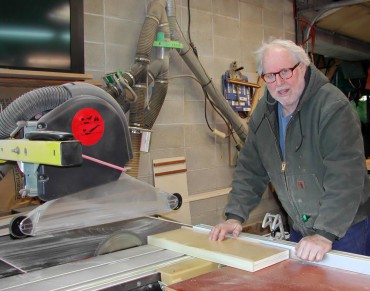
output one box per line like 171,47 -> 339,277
0,82 -> 132,200
0,82 -> 181,240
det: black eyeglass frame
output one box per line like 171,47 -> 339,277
261,62 -> 301,84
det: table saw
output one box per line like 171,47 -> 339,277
0,82 -> 369,290
1,222 -> 370,290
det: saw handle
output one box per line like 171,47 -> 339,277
25,131 -> 75,141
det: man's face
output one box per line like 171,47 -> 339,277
262,47 -> 307,115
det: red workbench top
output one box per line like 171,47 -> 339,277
166,259 -> 370,290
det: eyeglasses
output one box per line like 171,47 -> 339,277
261,62 -> 301,84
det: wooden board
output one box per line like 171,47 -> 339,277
153,157 -> 189,197
158,257 -> 219,285
148,227 -> 289,272
153,157 -> 191,224
0,68 -> 93,80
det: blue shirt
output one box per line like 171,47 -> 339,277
278,103 -> 293,159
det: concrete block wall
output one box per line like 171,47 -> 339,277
83,0 -> 295,226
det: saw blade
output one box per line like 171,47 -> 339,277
94,231 -> 143,256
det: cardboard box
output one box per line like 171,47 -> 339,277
0,164 -> 35,212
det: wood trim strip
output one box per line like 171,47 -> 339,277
0,68 -> 93,80
153,159 -> 186,167
154,169 -> 187,177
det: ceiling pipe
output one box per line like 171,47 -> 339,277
302,0 -> 370,51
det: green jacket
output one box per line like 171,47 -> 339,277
225,64 -> 370,240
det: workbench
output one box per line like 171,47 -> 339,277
165,260 -> 370,290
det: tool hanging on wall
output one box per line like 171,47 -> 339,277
222,61 -> 252,116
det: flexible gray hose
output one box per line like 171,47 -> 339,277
0,86 -> 71,139
130,84 -> 147,127
144,81 -> 168,129
143,20 -> 170,129
122,63 -> 147,87
127,0 -> 169,129
136,0 -> 166,60
113,0 -> 165,94
136,18 -> 160,60
166,3 -> 248,143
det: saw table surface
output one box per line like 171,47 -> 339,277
0,216 -> 182,279
166,259 -> 370,291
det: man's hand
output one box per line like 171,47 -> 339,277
295,234 -> 333,261
208,219 -> 243,241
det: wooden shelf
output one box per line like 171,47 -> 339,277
0,68 -> 93,80
0,69 -> 101,88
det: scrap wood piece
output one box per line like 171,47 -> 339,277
148,227 -> 289,272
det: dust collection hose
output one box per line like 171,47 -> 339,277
115,0 -> 169,130
143,14 -> 170,129
119,0 -> 170,179
13,173 -> 182,237
0,86 -> 72,139
144,80 -> 168,129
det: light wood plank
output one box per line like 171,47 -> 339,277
158,257 -> 219,285
194,224 -> 370,276
153,157 -> 190,224
148,227 -> 289,272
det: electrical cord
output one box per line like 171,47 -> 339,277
187,0 -> 198,57
167,74 -> 239,143
174,15 -> 241,144
167,74 -> 201,83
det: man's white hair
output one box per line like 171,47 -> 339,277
255,39 -> 311,75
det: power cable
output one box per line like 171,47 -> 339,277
187,0 -> 198,57
182,5 -> 238,143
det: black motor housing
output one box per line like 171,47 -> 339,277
35,84 -> 132,201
